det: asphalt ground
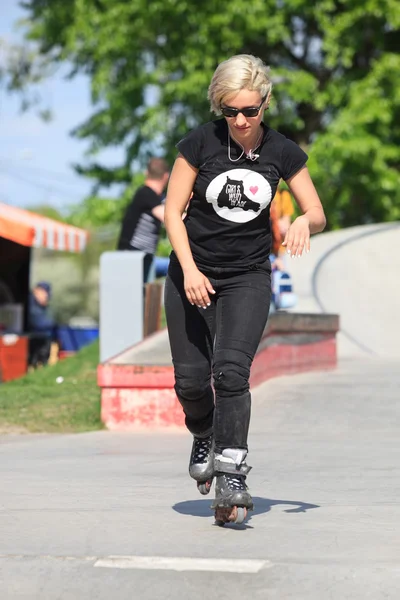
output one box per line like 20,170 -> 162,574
2,223 -> 399,599
1,357 -> 399,599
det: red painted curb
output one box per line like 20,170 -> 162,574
101,387 -> 185,429
98,332 -> 338,430
250,336 -> 337,388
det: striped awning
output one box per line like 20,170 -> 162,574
0,202 -> 88,253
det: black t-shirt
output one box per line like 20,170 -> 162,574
175,119 -> 307,269
117,185 -> 163,254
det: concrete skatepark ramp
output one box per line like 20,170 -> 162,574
289,222 -> 400,359
98,312 -> 339,429
98,221 -> 400,430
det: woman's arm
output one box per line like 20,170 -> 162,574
165,154 -> 215,307
164,154 -> 198,271
283,167 -> 326,256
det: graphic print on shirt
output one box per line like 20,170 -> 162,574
206,169 -> 272,223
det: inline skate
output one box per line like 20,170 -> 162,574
211,448 -> 253,525
189,433 -> 214,495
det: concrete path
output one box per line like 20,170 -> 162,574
1,357 -> 400,599
2,223 -> 400,599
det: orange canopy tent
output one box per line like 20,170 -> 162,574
0,202 -> 88,252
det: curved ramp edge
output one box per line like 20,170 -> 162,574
288,222 -> 400,358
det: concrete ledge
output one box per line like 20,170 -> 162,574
98,312 -> 339,430
265,312 -> 339,334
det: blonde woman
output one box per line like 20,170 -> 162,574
164,54 -> 326,526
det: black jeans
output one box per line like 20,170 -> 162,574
164,257 -> 271,454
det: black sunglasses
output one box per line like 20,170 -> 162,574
220,95 -> 267,118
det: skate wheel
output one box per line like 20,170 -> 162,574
234,507 -> 246,524
214,508 -> 228,526
214,506 -> 247,525
197,480 -> 212,495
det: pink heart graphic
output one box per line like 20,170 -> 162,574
249,186 -> 258,195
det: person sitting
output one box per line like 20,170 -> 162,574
27,281 -> 56,367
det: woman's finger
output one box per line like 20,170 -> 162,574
284,233 -> 294,255
296,237 -> 306,256
194,286 -> 210,308
205,278 -> 216,295
185,290 -> 195,305
290,235 -> 301,257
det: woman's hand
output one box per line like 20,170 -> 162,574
184,267 -> 216,308
282,215 -> 311,257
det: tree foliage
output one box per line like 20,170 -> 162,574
9,0 -> 400,227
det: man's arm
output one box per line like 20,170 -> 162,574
151,204 -> 165,223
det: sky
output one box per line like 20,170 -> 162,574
0,0 -> 122,213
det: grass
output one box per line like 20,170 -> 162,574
0,304 -> 167,434
0,341 -> 103,434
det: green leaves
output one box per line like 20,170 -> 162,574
7,0 -> 400,228
309,52 -> 400,227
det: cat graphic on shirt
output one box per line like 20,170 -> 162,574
217,176 -> 260,212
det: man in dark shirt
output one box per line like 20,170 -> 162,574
117,157 -> 170,283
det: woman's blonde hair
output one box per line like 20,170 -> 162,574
208,54 -> 272,115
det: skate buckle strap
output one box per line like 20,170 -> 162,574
214,457 -> 252,476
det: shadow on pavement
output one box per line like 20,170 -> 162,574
172,496 -> 320,519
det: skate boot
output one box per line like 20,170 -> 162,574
211,448 -> 253,526
189,433 -> 214,495
189,434 -> 214,495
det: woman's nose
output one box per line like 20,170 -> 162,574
235,111 -> 247,126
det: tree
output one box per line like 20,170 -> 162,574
0,37 -> 53,120
10,0 -> 400,228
